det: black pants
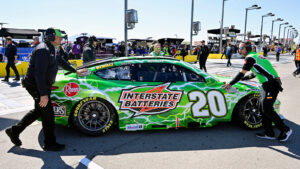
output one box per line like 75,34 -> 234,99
199,56 -> 207,72
11,84 -> 56,145
5,61 -> 20,79
260,82 -> 289,136
276,53 -> 280,61
294,61 -> 300,75
226,54 -> 232,67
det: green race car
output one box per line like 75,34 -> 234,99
51,56 -> 281,136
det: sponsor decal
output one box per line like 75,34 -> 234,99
125,124 -> 144,131
64,82 -> 80,97
118,83 -> 183,117
95,63 -> 114,70
52,102 -> 66,117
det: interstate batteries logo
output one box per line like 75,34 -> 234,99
119,83 -> 183,117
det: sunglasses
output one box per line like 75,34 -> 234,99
239,47 -> 244,50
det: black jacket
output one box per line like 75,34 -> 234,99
5,44 -> 17,62
198,45 -> 209,59
25,42 -> 76,96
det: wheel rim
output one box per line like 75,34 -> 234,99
78,100 -> 111,132
243,97 -> 262,125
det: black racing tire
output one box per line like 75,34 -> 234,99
234,95 -> 263,129
72,97 -> 116,136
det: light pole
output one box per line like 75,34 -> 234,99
219,0 -> 228,54
260,13 -> 275,52
190,0 -> 194,53
278,22 -> 288,44
124,0 -> 128,57
244,5 -> 261,41
283,25 -> 292,46
270,18 -> 283,45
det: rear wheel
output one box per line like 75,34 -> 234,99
73,97 -> 116,136
235,95 -> 263,129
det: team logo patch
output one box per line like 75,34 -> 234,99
118,83 -> 183,117
64,82 -> 80,97
52,102 -> 66,117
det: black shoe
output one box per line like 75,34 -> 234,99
278,128 -> 293,142
5,128 -> 22,146
13,77 -> 20,81
256,132 -> 275,140
292,72 -> 297,77
43,143 -> 65,151
2,78 -> 9,82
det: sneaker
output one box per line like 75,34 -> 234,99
292,72 -> 297,77
278,129 -> 293,142
256,132 -> 276,140
13,77 -> 20,81
43,143 -> 65,151
5,128 -> 22,146
1,78 -> 9,82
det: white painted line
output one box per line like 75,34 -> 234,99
0,106 -> 33,116
80,158 -> 104,169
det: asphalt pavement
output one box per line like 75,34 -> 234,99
0,54 -> 299,169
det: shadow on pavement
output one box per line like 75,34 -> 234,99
0,117 -> 19,131
7,119 -> 300,169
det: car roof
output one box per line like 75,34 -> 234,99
77,56 -> 180,69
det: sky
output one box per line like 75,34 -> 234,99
1,0 -> 299,43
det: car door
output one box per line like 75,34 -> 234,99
117,62 -> 187,130
178,67 -> 229,128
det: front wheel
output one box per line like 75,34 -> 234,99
235,95 -> 263,129
73,98 -> 116,136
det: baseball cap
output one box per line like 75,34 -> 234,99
6,36 -> 12,40
54,29 -> 66,38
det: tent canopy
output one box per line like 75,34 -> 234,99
207,28 -> 240,35
0,28 -> 40,39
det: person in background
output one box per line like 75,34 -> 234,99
72,41 -> 82,59
32,36 -> 40,48
170,43 -> 177,57
150,43 -> 164,56
263,44 -> 269,57
83,36 -> 98,64
2,36 -> 20,82
275,45 -> 282,62
163,42 -> 171,56
198,40 -> 209,72
118,41 -> 125,57
252,45 -> 257,53
292,44 -> 300,77
225,42 -> 233,67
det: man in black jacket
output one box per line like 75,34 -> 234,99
2,36 -> 20,82
83,36 -> 98,64
198,40 -> 209,72
5,28 -> 87,151
118,41 -> 125,57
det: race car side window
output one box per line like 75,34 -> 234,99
132,63 -> 185,82
184,69 -> 206,82
95,66 -> 131,80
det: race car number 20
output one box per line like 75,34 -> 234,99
188,90 -> 227,118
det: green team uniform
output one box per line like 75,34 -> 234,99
151,51 -> 164,56
243,51 -> 278,84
